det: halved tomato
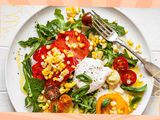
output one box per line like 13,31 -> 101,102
113,56 -> 128,72
121,69 -> 137,86
96,93 -> 129,114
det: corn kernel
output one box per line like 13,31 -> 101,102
110,101 -> 117,106
71,65 -> 76,69
39,104 -> 43,107
139,74 -> 143,78
92,51 -> 103,59
135,44 -> 142,54
58,62 -> 66,71
127,39 -> 133,46
79,43 -> 85,48
71,43 -> 77,49
48,74 -> 52,79
75,32 -> 78,36
42,106 -> 46,110
61,69 -> 69,77
64,81 -> 76,88
117,109 -> 123,114
41,55 -> 45,59
77,36 -> 80,41
89,46 -> 93,51
68,17 -> 75,23
67,52 -> 74,57
46,45 -> 51,50
53,77 -> 58,81
101,39 -> 106,43
60,30 -> 65,34
65,36 -> 69,41
112,107 -> 117,110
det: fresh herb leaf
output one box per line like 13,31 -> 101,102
53,104 -> 58,113
120,84 -> 147,93
102,99 -> 111,108
130,96 -> 142,109
76,73 -> 92,84
71,91 -> 97,113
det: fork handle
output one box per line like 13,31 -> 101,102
116,39 -> 160,82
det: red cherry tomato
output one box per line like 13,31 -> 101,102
121,70 -> 137,86
113,56 -> 128,72
82,13 -> 92,26
44,86 -> 60,101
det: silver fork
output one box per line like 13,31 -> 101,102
90,10 -> 160,83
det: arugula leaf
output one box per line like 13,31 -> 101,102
103,19 -> 126,36
18,37 -> 40,48
22,42 -> 41,62
23,54 -> 45,112
54,9 -> 64,20
71,91 -> 97,113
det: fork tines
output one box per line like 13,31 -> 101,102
90,10 -> 113,39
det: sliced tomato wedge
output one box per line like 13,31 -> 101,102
33,46 -> 48,62
121,70 -> 137,86
113,56 -> 128,72
32,62 -> 44,80
65,30 -> 90,59
32,30 -> 90,87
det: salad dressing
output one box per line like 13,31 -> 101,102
16,50 -> 26,94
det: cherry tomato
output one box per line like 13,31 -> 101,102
58,94 -> 72,112
82,13 -> 92,26
121,70 -> 137,86
113,56 -> 128,72
32,62 -> 44,80
44,86 -> 60,101
48,94 -> 72,113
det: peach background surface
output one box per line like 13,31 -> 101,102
0,0 -> 160,119
1,113 -> 160,120
0,0 -> 160,7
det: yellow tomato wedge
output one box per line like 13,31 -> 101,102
96,93 -> 130,114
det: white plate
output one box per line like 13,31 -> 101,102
5,6 -> 153,114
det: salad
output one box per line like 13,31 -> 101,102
18,7 -> 147,114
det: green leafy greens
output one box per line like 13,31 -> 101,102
22,54 -> 45,112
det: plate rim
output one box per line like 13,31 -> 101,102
5,6 -> 153,114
